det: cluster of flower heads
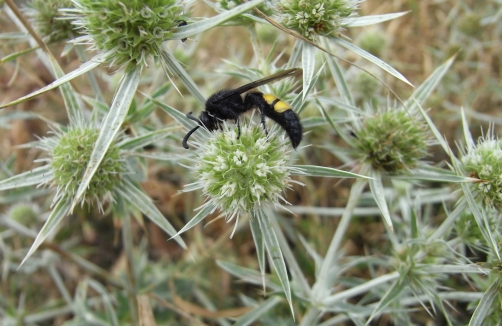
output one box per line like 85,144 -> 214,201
184,122 -> 302,231
66,0 -> 186,68
48,127 -> 125,210
353,109 -> 430,173
461,137 -> 502,210
277,0 -> 360,40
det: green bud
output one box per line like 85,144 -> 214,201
354,110 -> 430,173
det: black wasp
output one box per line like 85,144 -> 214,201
182,68 -> 303,149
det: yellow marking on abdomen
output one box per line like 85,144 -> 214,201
263,94 -> 291,113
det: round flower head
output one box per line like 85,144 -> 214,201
461,137 -> 502,210
277,0 -> 360,40
457,13 -> 483,38
24,0 -> 76,43
49,127 -> 126,211
353,109 -> 430,173
183,122 -> 301,236
67,0 -> 186,68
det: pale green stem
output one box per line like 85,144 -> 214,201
269,210 -> 311,297
247,24 -> 264,69
311,176 -> 368,300
121,214 -> 139,324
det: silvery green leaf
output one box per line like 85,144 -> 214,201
159,46 -> 206,105
250,218 -> 266,291
312,177 -> 367,301
346,12 -> 409,27
117,127 -> 179,150
170,0 -> 266,40
0,32 -> 30,40
88,280 -> 119,326
331,37 -> 412,87
216,260 -> 281,291
0,166 -> 52,190
20,199 -> 72,266
368,170 -> 393,232
168,203 -> 216,240
302,43 -> 316,101
405,56 -> 455,111
292,165 -> 371,179
117,178 -> 187,249
461,107 -> 476,150
147,94 -> 211,142
254,209 -> 294,318
71,66 -> 142,212
130,152 -> 183,161
469,279 -> 501,326
367,280 -> 407,324
233,296 -> 283,326
0,51 -> 110,109
461,182 -> 500,261
416,102 -> 451,155
322,37 -> 353,105
268,210 -> 310,297
391,169 -> 477,183
0,46 -> 38,64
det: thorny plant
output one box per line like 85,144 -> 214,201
0,0 -> 501,325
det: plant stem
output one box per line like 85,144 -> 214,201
121,214 -> 139,325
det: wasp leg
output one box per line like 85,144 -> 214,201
244,92 -> 269,137
236,119 -> 241,139
259,107 -> 269,136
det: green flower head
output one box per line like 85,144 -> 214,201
24,0 -> 76,43
353,108 -> 430,173
277,0 -> 360,40
48,127 -> 126,211
462,136 -> 502,210
67,0 -> 187,68
183,122 -> 302,236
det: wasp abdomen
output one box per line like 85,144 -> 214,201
245,92 -> 303,149
262,94 -> 291,113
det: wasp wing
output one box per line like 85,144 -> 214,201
220,68 -> 301,99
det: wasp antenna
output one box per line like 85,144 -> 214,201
182,126 -> 200,149
186,112 -> 200,123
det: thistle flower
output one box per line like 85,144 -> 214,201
461,133 -> 502,210
277,0 -> 361,40
65,0 -> 186,68
353,71 -> 381,101
24,0 -> 76,43
357,29 -> 386,57
41,126 -> 126,212
182,122 -> 302,237
7,203 -> 41,226
353,108 -> 430,173
457,13 -> 483,38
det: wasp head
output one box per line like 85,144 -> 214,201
182,111 -> 220,149
198,111 -> 219,131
